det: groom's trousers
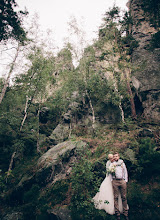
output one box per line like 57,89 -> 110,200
112,179 -> 128,217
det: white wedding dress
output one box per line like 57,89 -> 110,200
93,175 -> 123,215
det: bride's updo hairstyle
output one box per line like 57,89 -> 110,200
108,154 -> 113,159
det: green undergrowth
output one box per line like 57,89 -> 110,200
0,121 -> 160,219
66,125 -> 160,219
10,155 -> 39,186
127,180 -> 160,220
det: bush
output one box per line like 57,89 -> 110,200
150,31 -> 160,49
136,138 -> 160,180
23,184 -> 40,203
69,149 -> 105,219
0,170 -> 6,192
127,182 -> 160,220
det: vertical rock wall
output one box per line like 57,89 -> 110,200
128,0 -> 160,122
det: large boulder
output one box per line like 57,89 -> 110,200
36,140 -> 87,184
49,206 -> 72,220
2,212 -> 23,220
49,124 -> 70,145
3,141 -> 87,213
128,0 -> 160,122
38,140 -> 87,169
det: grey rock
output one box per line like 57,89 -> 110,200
2,212 -> 23,220
37,140 -> 87,169
128,0 -> 160,122
49,206 -> 72,220
49,124 -> 70,144
37,140 -> 87,184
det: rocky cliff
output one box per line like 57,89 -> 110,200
128,0 -> 160,122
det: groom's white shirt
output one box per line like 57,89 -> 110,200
111,159 -> 128,182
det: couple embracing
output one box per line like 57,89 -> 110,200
93,152 -> 129,220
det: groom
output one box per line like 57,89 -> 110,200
111,152 -> 129,220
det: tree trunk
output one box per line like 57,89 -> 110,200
85,89 -> 96,129
36,104 -> 41,154
6,151 -> 16,183
123,68 -> 137,119
6,90 -> 38,178
20,95 -> 29,131
82,67 -> 96,132
0,43 -> 20,104
68,122 -> 72,138
113,79 -> 125,123
111,50 -> 125,123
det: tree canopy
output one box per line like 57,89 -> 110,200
0,0 -> 27,42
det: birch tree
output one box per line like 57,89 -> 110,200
0,43 -> 20,104
99,6 -> 137,121
66,16 -> 96,133
98,6 -> 125,122
5,48 -> 55,180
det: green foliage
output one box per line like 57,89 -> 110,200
69,148 -> 105,219
121,34 -> 139,55
136,138 -> 160,179
141,0 -> 160,28
0,48 -> 55,167
15,48 -> 55,101
0,170 -> 6,192
127,182 -> 160,220
23,184 -> 40,203
38,179 -> 69,213
102,6 -> 120,28
72,125 -> 88,137
21,184 -> 40,219
86,74 -> 116,105
22,203 -> 37,220
0,0 -> 28,42
57,47 -> 73,62
124,148 -> 137,165
150,31 -> 160,49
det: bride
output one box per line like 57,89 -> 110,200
93,154 -> 123,215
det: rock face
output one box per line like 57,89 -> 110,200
49,124 -> 70,145
49,206 -> 72,220
2,212 -> 23,220
37,140 -> 87,184
1,141 -> 87,220
128,0 -> 160,122
38,140 -> 86,169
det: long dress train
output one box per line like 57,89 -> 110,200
93,175 -> 123,215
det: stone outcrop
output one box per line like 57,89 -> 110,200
49,206 -> 72,220
128,0 -> 160,122
37,140 -> 87,183
2,212 -> 23,220
1,141 -> 87,219
49,124 -> 71,145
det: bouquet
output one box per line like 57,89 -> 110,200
107,163 -> 116,175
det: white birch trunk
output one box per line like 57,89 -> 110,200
110,43 -> 125,123
36,105 -> 41,154
85,89 -> 96,129
0,44 -> 20,104
6,151 -> 16,183
113,79 -> 125,123
82,65 -> 96,131
20,95 -> 29,131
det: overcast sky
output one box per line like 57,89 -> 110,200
0,0 -> 128,78
17,0 -> 128,50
